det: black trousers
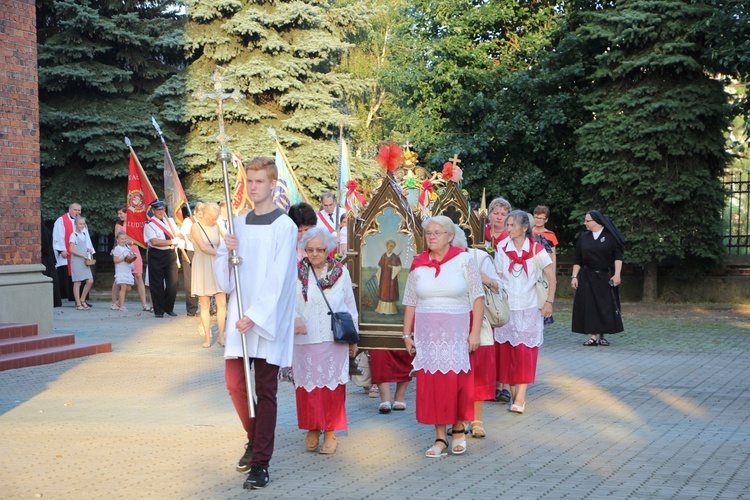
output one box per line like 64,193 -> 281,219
148,248 -> 178,315
181,250 -> 198,314
56,266 -> 74,302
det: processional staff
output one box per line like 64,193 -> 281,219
193,69 -> 255,418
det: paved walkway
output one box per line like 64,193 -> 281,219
1,300 -> 749,499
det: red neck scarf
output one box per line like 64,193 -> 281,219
503,237 -> 537,276
410,246 -> 464,277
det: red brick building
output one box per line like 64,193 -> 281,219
0,0 -> 53,333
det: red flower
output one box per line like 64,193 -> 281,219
442,162 -> 454,180
376,143 -> 404,172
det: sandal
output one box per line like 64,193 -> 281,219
319,434 -> 338,455
510,402 -> 526,414
378,401 -> 392,414
305,430 -> 321,451
110,303 -> 119,310
392,401 -> 406,411
599,338 -> 610,346
451,426 -> 467,455
425,438 -> 448,458
142,304 -> 153,312
583,338 -> 598,346
470,420 -> 486,438
76,303 -> 86,311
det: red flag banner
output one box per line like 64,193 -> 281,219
231,153 -> 252,216
126,152 -> 157,248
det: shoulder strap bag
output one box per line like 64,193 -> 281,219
310,266 -> 360,344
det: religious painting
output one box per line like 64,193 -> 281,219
359,208 -> 416,325
346,172 -> 425,349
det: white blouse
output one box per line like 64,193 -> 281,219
403,252 -> 484,374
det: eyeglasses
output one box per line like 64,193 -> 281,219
305,247 -> 328,254
425,231 -> 448,238
534,216 -> 547,220
584,219 -> 594,223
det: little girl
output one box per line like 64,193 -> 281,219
111,231 -> 135,312
69,216 -> 95,310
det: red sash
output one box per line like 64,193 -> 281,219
62,213 -> 74,276
149,217 -> 173,240
317,211 -> 335,233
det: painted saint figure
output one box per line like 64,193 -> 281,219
375,240 -> 402,315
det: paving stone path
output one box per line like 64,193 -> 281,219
1,301 -> 749,499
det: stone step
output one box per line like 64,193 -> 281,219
0,323 -> 38,340
0,333 -> 76,355
0,342 -> 112,371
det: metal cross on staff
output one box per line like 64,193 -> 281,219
193,69 -> 256,418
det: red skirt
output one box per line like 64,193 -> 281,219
470,345 -> 496,401
496,342 -> 538,385
370,350 -> 414,384
295,385 -> 347,431
415,369 -> 474,425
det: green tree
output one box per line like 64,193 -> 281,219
380,1 -> 571,214
37,0 -> 184,233
573,0 -> 730,300
177,0 -> 378,202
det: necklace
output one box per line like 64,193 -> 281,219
511,264 -> 523,277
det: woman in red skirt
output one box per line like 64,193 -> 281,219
402,216 -> 484,457
293,228 -> 358,454
493,211 -> 556,414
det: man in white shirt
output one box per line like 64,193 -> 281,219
315,192 -> 337,234
144,200 -> 180,317
52,203 -> 93,304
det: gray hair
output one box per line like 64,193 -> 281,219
422,215 -> 456,236
507,210 -> 533,238
452,224 -> 468,249
488,197 -> 512,215
299,226 -> 337,254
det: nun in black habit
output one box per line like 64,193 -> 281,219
570,210 -> 625,346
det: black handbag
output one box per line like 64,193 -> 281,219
310,266 -> 360,344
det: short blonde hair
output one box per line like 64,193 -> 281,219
245,156 -> 278,181
488,197 -> 511,215
201,202 -> 220,221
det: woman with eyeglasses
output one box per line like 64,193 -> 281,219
402,216 -> 484,458
494,211 -> 556,414
293,227 -> 358,455
571,211 -> 625,346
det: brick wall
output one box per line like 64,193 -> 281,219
0,0 -> 40,266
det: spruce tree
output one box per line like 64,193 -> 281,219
573,0 -> 730,300
37,0 -> 184,233
177,0 -> 376,201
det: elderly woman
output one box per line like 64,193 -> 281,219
452,227 -> 500,438
494,211 -> 556,414
485,197 -> 512,251
571,210 -> 625,346
190,202 -> 226,348
294,227 -> 358,455
402,216 -> 484,457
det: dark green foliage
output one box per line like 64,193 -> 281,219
573,0 -> 730,269
176,0 -> 379,202
37,0 -> 184,233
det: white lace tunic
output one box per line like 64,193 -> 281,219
493,238 -> 552,348
293,267 -> 358,391
403,252 -> 484,374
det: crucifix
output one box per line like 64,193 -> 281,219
193,69 -> 255,418
449,153 -> 462,168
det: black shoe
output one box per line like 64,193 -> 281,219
243,466 -> 269,489
498,389 -> 512,403
236,441 -> 254,473
186,312 -> 197,317
154,313 -> 164,318
165,311 -> 177,317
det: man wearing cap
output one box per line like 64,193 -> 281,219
144,200 -> 180,317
